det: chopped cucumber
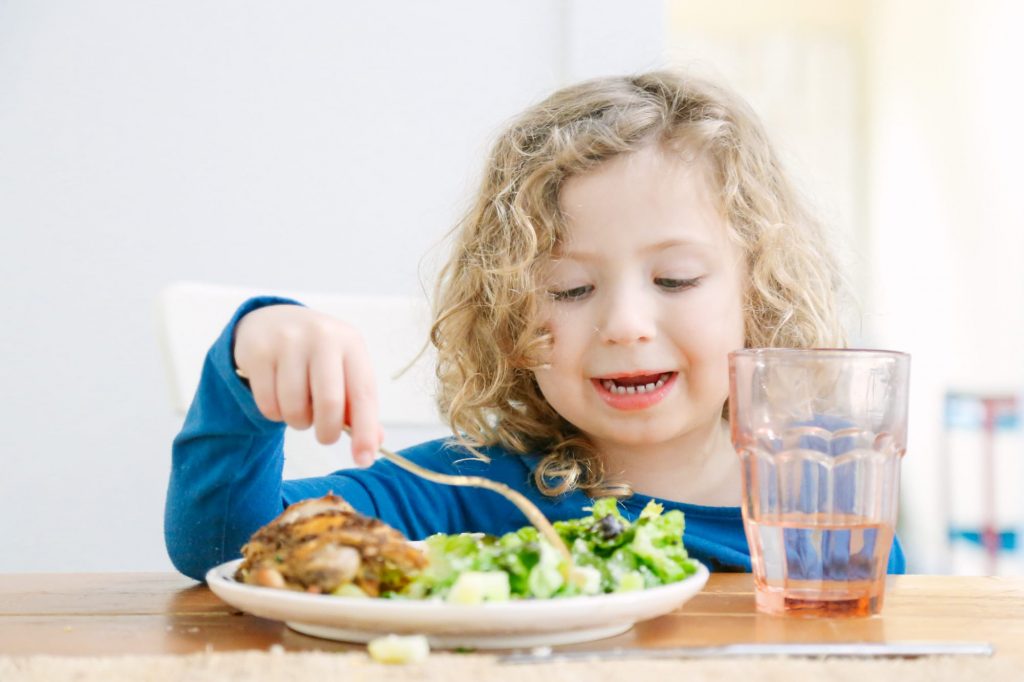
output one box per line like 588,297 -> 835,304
446,571 -> 511,604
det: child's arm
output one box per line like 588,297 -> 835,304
163,297 -> 382,581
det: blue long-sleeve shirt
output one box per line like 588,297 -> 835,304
164,296 -> 906,582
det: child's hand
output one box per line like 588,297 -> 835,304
233,305 -> 381,467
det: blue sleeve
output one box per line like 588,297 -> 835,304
164,295 -> 302,582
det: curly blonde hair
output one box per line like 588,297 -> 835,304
430,70 -> 845,498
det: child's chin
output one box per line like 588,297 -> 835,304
596,426 -> 677,447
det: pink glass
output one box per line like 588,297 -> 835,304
729,349 -> 910,617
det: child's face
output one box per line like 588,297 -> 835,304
534,144 -> 746,456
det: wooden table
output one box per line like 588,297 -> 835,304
2,573 -> 1022,661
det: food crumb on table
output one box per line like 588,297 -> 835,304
367,634 -> 430,664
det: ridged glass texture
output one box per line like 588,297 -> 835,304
729,349 -> 910,617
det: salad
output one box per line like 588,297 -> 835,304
400,498 -> 698,603
235,494 -> 697,603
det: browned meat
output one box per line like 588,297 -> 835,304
234,494 -> 426,596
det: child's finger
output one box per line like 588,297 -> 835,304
309,344 -> 345,445
247,362 -> 282,422
342,347 -> 380,467
275,351 -> 313,430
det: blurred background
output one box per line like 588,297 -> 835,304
2,0 -> 1022,575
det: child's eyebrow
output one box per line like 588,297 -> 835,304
557,238 -> 711,261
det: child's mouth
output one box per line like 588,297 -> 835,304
591,371 -> 677,410
598,372 -> 672,395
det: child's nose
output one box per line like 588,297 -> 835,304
597,289 -> 656,345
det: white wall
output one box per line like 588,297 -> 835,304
0,1 -> 666,572
864,0 -> 1024,573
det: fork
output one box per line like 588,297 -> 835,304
342,425 -> 574,570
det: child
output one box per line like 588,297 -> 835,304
165,70 -> 905,581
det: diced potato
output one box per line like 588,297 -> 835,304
446,571 -> 511,604
616,570 -> 645,592
367,634 -> 430,664
568,565 -> 601,595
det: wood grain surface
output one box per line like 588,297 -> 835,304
1,573 -> 1021,660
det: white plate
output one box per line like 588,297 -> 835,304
206,558 -> 709,649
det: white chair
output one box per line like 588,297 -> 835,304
157,281 -> 451,478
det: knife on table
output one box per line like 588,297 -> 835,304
499,642 -> 994,663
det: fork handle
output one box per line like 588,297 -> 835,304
343,426 -> 574,569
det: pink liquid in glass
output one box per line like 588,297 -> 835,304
746,512 -> 894,617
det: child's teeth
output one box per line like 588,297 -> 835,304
601,373 -> 671,395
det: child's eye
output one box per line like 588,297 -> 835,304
655,277 -> 701,291
549,285 -> 593,301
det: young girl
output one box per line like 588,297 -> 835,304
165,70 -> 905,581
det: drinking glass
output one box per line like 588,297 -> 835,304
729,349 -> 910,616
